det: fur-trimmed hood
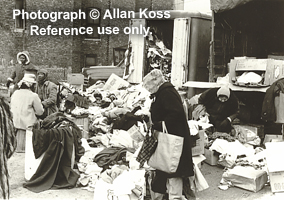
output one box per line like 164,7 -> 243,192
17,51 -> 30,65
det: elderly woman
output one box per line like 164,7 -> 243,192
143,69 -> 194,200
198,85 -> 239,133
10,74 -> 44,152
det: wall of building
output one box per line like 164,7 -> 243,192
0,0 -> 23,83
24,0 -> 75,69
0,0 -> 177,82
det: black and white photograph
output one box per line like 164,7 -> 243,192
0,0 -> 284,199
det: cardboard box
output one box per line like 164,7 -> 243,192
222,166 -> 268,192
229,58 -> 284,85
192,130 -> 205,156
239,124 -> 265,139
265,142 -> 284,193
264,59 -> 284,85
103,73 -> 130,91
263,135 -> 283,144
268,54 -> 284,60
204,148 -> 219,166
67,73 -> 84,85
235,59 -> 269,71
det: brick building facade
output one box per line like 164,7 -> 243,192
0,0 -> 182,83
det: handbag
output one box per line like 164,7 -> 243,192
136,131 -> 158,168
148,121 -> 184,173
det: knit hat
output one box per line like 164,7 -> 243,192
38,69 -> 48,84
217,86 -> 230,98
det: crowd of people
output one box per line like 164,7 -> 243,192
1,51 -> 60,199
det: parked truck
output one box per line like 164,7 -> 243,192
210,0 -> 284,82
125,10 -> 211,97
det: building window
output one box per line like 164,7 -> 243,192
15,0 -> 25,29
85,54 -> 97,68
113,46 -> 127,65
86,8 -> 100,39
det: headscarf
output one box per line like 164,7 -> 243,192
217,85 -> 230,98
17,74 -> 37,88
143,69 -> 165,94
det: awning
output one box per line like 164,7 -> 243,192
211,0 -> 284,13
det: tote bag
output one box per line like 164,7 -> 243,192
148,121 -> 184,173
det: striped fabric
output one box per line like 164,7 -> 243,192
0,97 -> 17,199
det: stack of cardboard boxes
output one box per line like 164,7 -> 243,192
228,58 -> 284,86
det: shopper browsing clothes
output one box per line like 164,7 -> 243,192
35,69 -> 58,119
6,51 -> 38,94
142,69 -> 194,200
0,96 -> 17,199
10,74 -> 44,153
198,85 -> 239,133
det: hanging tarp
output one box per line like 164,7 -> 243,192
210,0 -> 284,13
211,0 -> 255,13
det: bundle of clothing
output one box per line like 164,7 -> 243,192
24,112 -> 85,193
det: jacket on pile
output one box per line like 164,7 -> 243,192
23,112 -> 85,193
261,78 -> 284,122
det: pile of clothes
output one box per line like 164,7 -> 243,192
146,28 -> 172,81
55,76 -> 152,199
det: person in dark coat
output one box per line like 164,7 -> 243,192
35,69 -> 58,119
198,85 -> 239,133
143,69 -> 194,200
7,51 -> 38,94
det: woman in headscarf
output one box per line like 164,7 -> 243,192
10,73 -> 44,153
198,85 -> 239,133
142,69 -> 194,200
0,95 -> 17,199
35,69 -> 58,119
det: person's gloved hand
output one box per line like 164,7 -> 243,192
219,117 -> 232,132
220,118 -> 231,127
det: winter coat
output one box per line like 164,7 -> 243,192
10,51 -> 38,91
10,89 -> 44,130
150,82 -> 194,179
36,80 -> 58,117
23,127 -> 80,193
261,78 -> 284,122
